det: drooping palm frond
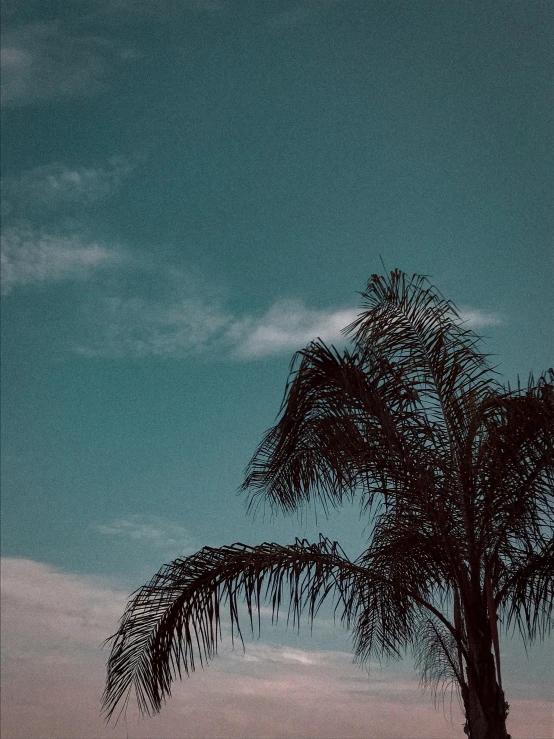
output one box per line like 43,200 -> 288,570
103,532 -> 465,723
352,515 -> 466,669
243,343 -> 371,515
496,537 -> 554,644
412,610 -> 465,710
244,338 -> 458,521
367,510 -> 456,597
103,536 -> 436,722
464,369 -> 554,645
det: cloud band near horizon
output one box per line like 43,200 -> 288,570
1,556 -> 551,739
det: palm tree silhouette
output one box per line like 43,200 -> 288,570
103,270 -> 553,739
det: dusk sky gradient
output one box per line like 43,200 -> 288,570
1,1 -> 553,737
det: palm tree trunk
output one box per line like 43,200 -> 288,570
465,640 -> 510,739
466,683 -> 510,738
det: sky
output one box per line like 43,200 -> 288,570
1,1 -> 553,737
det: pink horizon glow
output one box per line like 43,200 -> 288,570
1,558 -> 552,739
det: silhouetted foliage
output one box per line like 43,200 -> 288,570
103,270 -> 553,739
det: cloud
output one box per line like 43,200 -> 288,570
458,308 -> 502,329
0,22 -> 135,107
1,158 -> 136,218
1,558 -> 127,653
231,300 -> 359,359
1,557 -> 552,739
73,290 -> 233,358
71,278 -> 504,362
0,227 -> 122,295
236,303 -> 501,357
73,292 -> 358,360
0,156 -> 138,295
93,514 -> 197,555
230,643 -> 350,667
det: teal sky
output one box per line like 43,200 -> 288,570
1,2 -> 553,738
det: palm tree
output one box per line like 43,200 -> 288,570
103,270 -> 554,739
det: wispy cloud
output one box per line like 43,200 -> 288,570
0,227 -> 123,295
230,643 -> 347,667
0,22 -> 136,107
458,308 -> 502,329
93,514 -> 197,556
72,278 -> 504,362
1,157 -> 137,218
0,155 -> 135,295
73,288 -> 358,361
1,168 -> 502,359
73,290 -> 233,358
232,302 -> 501,358
231,300 -> 358,359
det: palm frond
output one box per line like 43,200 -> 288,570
103,537 -> 419,722
243,343 -> 367,515
497,537 -> 554,644
243,336 -> 456,519
368,512 -> 457,593
475,369 -> 554,554
353,522 -> 463,667
345,270 -> 496,444
103,532 -> 464,723
413,610 -> 464,709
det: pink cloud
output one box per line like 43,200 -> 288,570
1,558 -> 551,739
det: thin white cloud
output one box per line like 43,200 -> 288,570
458,308 -> 502,329
231,643 -> 349,666
73,293 -> 357,360
1,157 -> 136,217
93,514 -> 196,555
231,300 -> 500,359
231,300 -> 358,359
0,227 -> 122,295
0,22 -> 136,107
0,156 -> 138,295
71,284 -> 503,362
